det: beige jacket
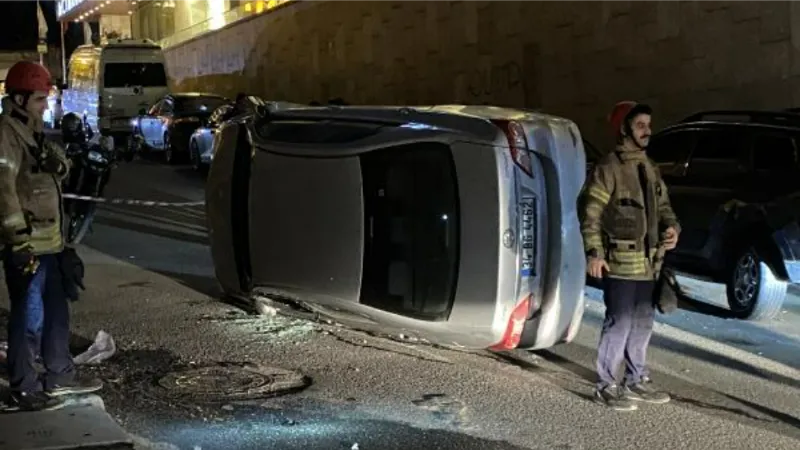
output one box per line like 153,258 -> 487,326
0,97 -> 68,255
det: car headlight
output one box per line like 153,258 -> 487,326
87,150 -> 107,164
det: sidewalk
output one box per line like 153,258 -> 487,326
0,394 -> 133,450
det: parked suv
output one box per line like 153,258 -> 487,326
206,101 -> 589,351
648,110 -> 800,321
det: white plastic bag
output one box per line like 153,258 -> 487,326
73,330 -> 116,365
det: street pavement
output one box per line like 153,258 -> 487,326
1,158 -> 799,450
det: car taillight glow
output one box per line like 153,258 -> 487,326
490,294 -> 532,351
495,120 -> 533,177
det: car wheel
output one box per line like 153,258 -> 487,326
725,246 -> 787,321
190,140 -> 202,171
164,132 -> 177,165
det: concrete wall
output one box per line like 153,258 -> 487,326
163,1 -> 800,146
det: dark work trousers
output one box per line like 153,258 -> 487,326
4,252 -> 74,393
596,277 -> 656,390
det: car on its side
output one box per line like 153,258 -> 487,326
205,101 -> 589,351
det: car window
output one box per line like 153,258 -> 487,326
103,63 -> 167,88
647,130 -> 695,164
690,129 -> 749,162
686,129 -> 750,177
175,96 -> 229,114
359,142 -> 459,320
752,133 -> 797,171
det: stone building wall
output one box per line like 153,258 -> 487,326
164,1 -> 800,146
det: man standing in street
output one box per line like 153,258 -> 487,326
0,61 -> 102,411
580,101 -> 680,411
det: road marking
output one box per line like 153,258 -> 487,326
101,205 -> 207,233
95,208 -> 208,239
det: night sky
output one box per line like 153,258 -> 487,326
0,1 -> 86,56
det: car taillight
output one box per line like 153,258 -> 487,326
490,294 -> 531,351
495,120 -> 532,177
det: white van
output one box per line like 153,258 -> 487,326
61,38 -> 169,141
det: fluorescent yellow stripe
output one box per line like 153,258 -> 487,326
611,263 -> 649,275
1,212 -> 26,230
583,236 -> 603,248
587,186 -> 611,205
612,251 -> 647,262
585,202 -> 605,215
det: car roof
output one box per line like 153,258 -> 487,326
257,104 -> 579,142
659,110 -> 800,135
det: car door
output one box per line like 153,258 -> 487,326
669,127 -> 751,253
156,98 -> 175,149
140,100 -> 162,146
746,131 -> 800,202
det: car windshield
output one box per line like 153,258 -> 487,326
103,63 -> 168,88
175,96 -> 230,114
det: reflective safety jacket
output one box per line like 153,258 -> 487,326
580,142 -> 680,280
0,99 -> 68,255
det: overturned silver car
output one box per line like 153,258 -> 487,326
205,101 -> 588,350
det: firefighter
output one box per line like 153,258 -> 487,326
580,101 -> 680,411
0,61 -> 102,411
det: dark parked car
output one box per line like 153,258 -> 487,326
132,93 -> 230,164
647,110 -> 800,321
188,103 -> 234,172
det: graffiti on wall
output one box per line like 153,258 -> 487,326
466,61 -> 527,105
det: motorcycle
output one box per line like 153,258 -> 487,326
61,125 -> 119,244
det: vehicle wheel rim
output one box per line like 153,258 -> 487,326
733,251 -> 759,307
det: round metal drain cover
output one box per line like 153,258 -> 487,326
157,364 -> 310,402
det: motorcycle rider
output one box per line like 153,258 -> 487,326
580,101 -> 680,411
0,61 -> 102,411
60,113 -> 86,145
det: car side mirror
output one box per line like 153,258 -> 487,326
138,108 -> 147,116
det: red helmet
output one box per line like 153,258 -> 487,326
5,61 -> 52,93
608,101 -> 652,136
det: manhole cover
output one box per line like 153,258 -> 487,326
157,363 -> 310,402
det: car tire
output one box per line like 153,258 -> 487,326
725,245 -> 787,321
164,132 -> 178,165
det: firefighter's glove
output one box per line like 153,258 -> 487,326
10,242 -> 39,276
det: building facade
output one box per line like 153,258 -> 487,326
61,1 -> 800,146
57,0 -> 135,41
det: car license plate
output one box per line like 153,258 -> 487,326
112,119 -> 129,128
520,197 -> 537,277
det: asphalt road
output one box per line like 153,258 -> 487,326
2,157 -> 799,450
